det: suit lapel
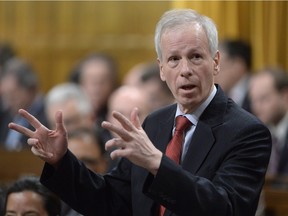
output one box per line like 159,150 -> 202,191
277,128 -> 288,174
182,121 -> 215,173
156,108 -> 176,153
182,85 -> 227,174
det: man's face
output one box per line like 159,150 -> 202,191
5,191 -> 48,216
249,73 -> 286,125
0,75 -> 32,114
158,23 -> 219,114
47,99 -> 94,132
80,60 -> 114,113
68,135 -> 107,174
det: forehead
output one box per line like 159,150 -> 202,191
6,191 -> 45,212
82,60 -> 110,76
252,73 -> 274,88
160,23 -> 209,52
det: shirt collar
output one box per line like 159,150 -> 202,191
175,85 -> 217,126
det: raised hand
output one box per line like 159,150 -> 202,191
8,109 -> 68,166
101,107 -> 162,175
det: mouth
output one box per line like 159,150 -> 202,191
180,84 -> 196,90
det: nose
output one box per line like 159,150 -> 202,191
180,59 -> 192,77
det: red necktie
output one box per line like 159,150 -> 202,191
159,115 -> 192,216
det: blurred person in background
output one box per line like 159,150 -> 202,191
68,127 -> 108,174
215,39 -> 252,112
122,62 -> 148,86
45,82 -> 113,169
0,42 -> 15,74
4,175 -> 61,216
107,85 -> 152,127
45,82 -> 95,133
104,85 -> 152,170
249,67 -> 288,177
123,61 -> 175,111
69,52 -> 118,130
138,62 -> 175,111
0,43 -> 16,139
0,58 -> 48,150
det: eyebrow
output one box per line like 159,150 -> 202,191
23,211 -> 40,216
5,211 -> 41,216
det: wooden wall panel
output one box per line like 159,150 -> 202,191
0,1 -> 170,92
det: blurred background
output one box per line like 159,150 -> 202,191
0,1 -> 287,92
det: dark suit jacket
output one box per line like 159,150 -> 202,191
277,128 -> 288,175
40,86 -> 271,216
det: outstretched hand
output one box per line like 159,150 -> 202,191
101,107 -> 162,175
8,109 -> 68,166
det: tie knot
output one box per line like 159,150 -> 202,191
175,116 -> 192,132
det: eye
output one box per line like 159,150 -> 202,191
168,56 -> 180,62
191,53 -> 202,60
167,56 -> 180,67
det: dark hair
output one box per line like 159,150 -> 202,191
69,52 -> 118,85
1,58 -> 39,91
68,127 -> 106,155
0,42 -> 16,67
262,67 -> 288,92
4,176 -> 61,216
140,62 -> 171,96
0,186 -> 6,216
220,39 -> 252,70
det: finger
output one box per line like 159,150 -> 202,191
27,138 -> 39,147
110,149 -> 125,160
8,122 -> 34,138
130,107 -> 141,128
18,109 -> 43,129
105,138 -> 126,151
102,121 -> 130,141
54,110 -> 66,132
31,146 -> 53,158
28,138 -> 44,152
112,111 -> 134,131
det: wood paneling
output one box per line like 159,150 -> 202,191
0,1 -> 170,92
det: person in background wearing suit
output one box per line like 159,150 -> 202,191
9,8 -> 271,216
214,39 -> 253,113
68,53 -> 119,136
0,43 -> 16,147
249,67 -> 288,177
0,58 -> 48,150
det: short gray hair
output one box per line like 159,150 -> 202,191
45,82 -> 92,116
154,9 -> 218,61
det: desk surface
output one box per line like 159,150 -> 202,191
0,148 -> 43,183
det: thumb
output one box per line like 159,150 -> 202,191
130,107 -> 141,128
55,110 -> 67,133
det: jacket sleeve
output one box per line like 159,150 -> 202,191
40,150 -> 133,216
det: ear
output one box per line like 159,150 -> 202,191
213,51 -> 220,75
158,59 -> 166,81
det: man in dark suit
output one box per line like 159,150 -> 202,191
249,67 -> 288,177
0,58 -> 48,150
214,39 -> 253,113
9,9 -> 271,216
